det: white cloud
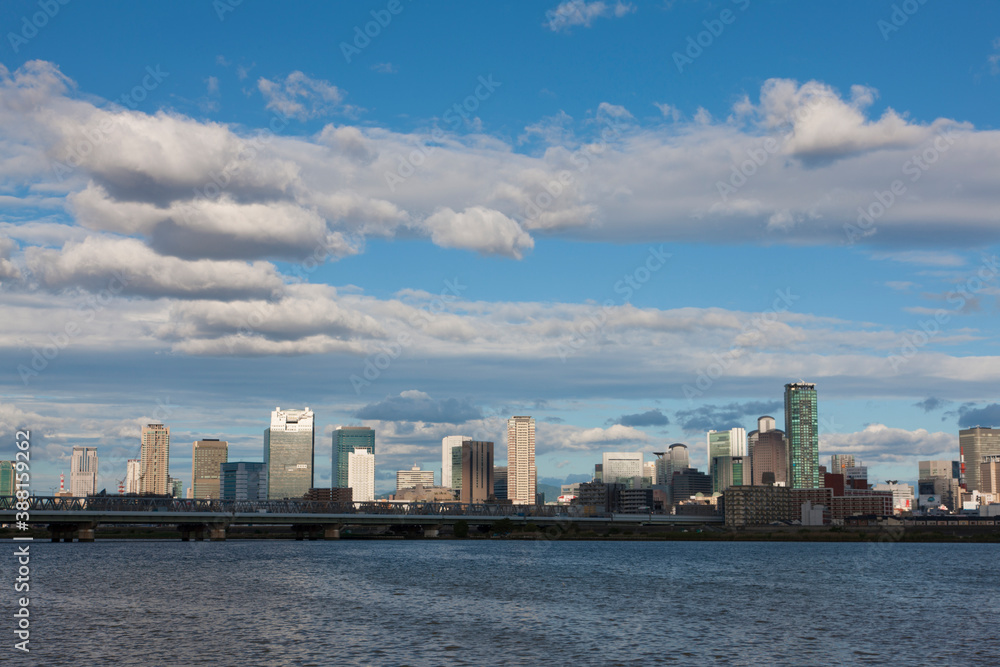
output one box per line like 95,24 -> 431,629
257,71 -> 348,120
423,206 -> 534,259
821,423 -> 957,463
544,1 -> 633,32
24,237 -> 287,300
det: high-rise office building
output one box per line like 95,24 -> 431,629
747,416 -> 776,460
0,461 -> 14,496
396,465 -> 434,492
918,460 -> 956,480
751,429 -> 787,486
334,426 -> 375,488
507,416 -> 536,505
70,446 -> 98,497
785,382 -> 819,489
348,448 -> 375,502
441,435 -> 470,489
125,459 -> 140,494
220,462 -> 268,500
451,446 -> 464,491
959,427 -> 1000,492
602,452 -> 644,487
980,455 -> 1000,495
460,440 -> 494,504
264,407 -> 315,499
713,456 -> 745,493
140,423 -> 170,495
493,466 -> 508,500
168,477 -> 183,498
708,428 -> 746,490
666,444 -> 690,478
643,461 -> 656,486
192,439 -> 228,499
830,454 -> 855,474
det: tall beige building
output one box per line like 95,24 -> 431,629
192,439 -> 228,499
507,416 -> 536,505
140,424 -> 170,495
960,427 -> 1000,492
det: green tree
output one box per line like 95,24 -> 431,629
453,520 -> 469,538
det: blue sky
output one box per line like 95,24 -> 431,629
1,0 -> 999,495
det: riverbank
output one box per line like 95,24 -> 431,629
4,524 -> 999,542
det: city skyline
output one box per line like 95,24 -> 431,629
0,2 -> 998,498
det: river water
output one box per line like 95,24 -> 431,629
9,539 -> 999,665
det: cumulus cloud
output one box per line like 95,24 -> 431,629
423,206 -> 534,259
821,424 -> 957,463
354,391 -> 483,423
956,403 -> 1000,428
544,1 -> 634,32
0,236 -> 20,280
914,397 -> 950,413
257,71 -> 348,120
675,401 -> 782,432
24,237 -> 287,300
611,409 -> 669,427
538,422 -> 650,452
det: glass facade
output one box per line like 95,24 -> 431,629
333,427 -> 375,488
192,439 -> 228,499
220,462 -> 268,501
451,445 -> 463,491
785,382 -> 819,489
265,408 -> 315,499
0,461 -> 15,496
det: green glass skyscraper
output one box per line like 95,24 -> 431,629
334,426 -> 375,488
785,382 -> 819,489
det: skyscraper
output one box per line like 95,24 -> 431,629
441,434 -> 470,489
493,466 -> 508,500
666,444 -> 690,478
264,407 -> 315,499
124,459 -> 140,494
0,461 -> 14,496
708,428 -> 746,491
396,465 -> 434,491
750,416 -> 786,486
348,448 -> 375,502
460,440 -> 494,504
785,382 -> 819,489
959,426 -> 1000,492
192,439 -> 228,499
602,452 -> 644,487
70,446 -> 98,497
334,426 -> 375,488
220,462 -> 268,501
830,454 -> 855,474
140,423 -> 170,495
507,416 -> 536,505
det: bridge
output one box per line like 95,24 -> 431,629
0,496 -> 722,541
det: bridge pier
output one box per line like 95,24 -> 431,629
209,526 -> 227,541
179,525 -> 206,541
77,527 -> 95,542
324,525 -> 341,540
424,524 -> 442,538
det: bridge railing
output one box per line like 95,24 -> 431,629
0,496 -> 566,517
